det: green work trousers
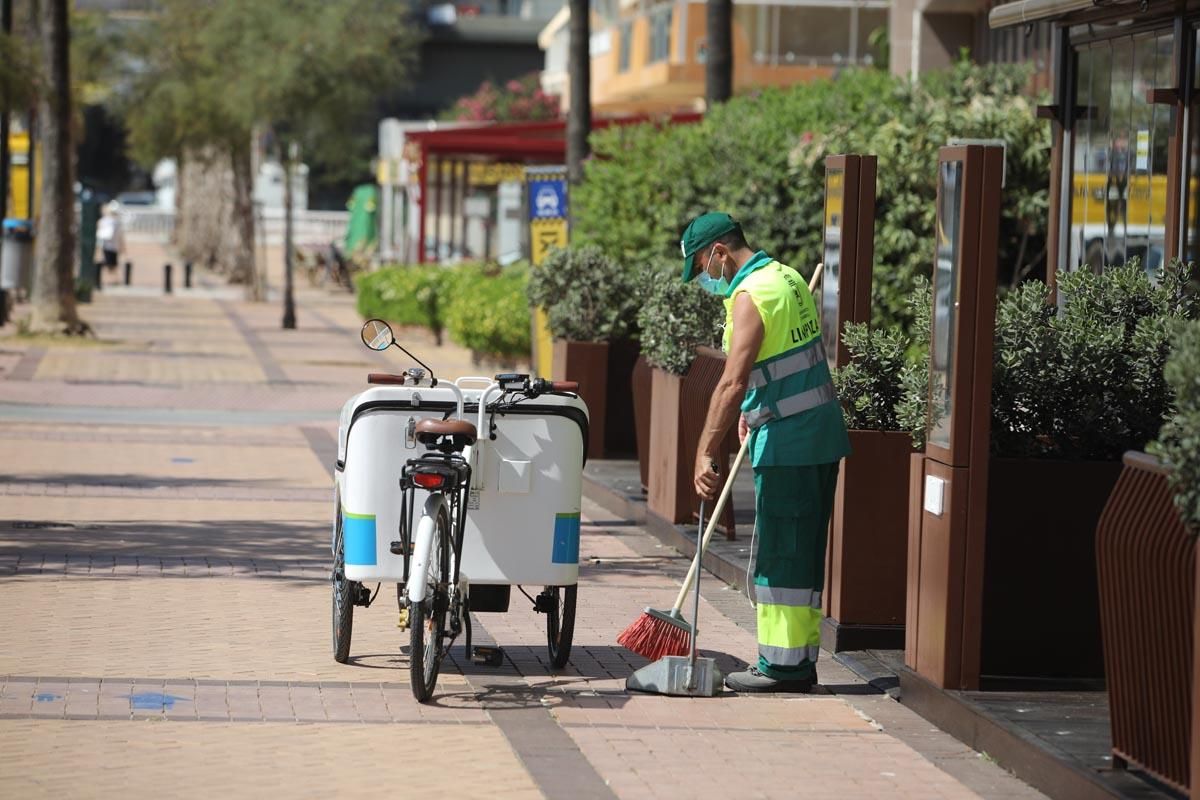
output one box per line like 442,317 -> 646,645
753,462 -> 840,680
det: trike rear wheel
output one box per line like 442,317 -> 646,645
545,585 -> 577,669
409,505 -> 450,702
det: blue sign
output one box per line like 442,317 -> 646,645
528,179 -> 567,221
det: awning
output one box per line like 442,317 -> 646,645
988,0 -> 1136,29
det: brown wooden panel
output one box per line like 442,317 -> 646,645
827,430 -> 913,626
853,155 -> 878,325
959,146 -> 1004,690
914,459 -> 970,689
646,367 -> 685,524
553,339 -> 609,459
905,452 -> 926,669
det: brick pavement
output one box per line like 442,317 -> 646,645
0,264 -> 1045,799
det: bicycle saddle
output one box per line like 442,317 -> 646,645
414,418 -> 477,446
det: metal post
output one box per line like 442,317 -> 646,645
164,263 -> 172,294
184,261 -> 193,288
0,0 -> 12,223
460,163 -> 471,257
94,261 -> 101,291
124,261 -> 131,285
448,160 -> 459,259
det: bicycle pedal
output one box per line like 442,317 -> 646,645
471,646 -> 504,667
396,607 -> 410,630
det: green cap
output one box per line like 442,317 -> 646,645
680,212 -> 740,282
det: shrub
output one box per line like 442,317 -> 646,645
1149,319 -> 1200,533
443,263 -> 531,362
832,323 -> 905,431
356,265 -> 450,344
990,261 -> 1196,460
635,263 -> 724,375
526,245 -> 640,342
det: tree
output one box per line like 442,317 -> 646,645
705,0 -> 732,107
215,0 -> 416,328
567,0 -> 590,186
29,0 -> 85,334
123,0 -> 260,296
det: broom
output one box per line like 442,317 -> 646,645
617,262 -> 824,661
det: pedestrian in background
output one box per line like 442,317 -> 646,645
682,212 -> 850,693
95,201 -> 125,272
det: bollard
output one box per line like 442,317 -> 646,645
124,261 -> 132,286
184,261 -> 193,289
164,263 -> 173,294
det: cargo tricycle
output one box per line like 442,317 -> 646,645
331,319 -> 588,702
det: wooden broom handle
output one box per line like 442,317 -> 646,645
668,264 -> 824,612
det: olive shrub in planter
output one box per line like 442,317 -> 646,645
634,265 -> 726,526
972,261 -> 1194,680
527,246 -> 643,458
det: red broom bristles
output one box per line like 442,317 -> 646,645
617,611 -> 691,661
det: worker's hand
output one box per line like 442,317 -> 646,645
738,414 -> 749,445
693,452 -> 720,502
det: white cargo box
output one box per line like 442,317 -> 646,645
335,384 -> 587,587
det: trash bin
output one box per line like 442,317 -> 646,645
1,218 -> 34,294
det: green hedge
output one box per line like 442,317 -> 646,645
573,60 -> 1049,337
355,265 -> 450,343
442,263 -> 531,362
357,262 -> 531,361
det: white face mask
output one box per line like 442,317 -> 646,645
696,248 -> 730,295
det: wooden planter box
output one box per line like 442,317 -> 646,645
1096,452 -> 1194,795
822,430 -> 916,652
907,455 -> 1123,688
631,355 -> 653,492
981,457 -> 1123,681
552,340 -> 608,459
646,354 -> 736,534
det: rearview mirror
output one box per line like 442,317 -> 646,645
361,319 -> 395,351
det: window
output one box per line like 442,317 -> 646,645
1068,30 -> 1174,274
648,6 -> 672,64
618,19 -> 632,72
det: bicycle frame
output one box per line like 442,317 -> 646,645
401,380 -> 500,606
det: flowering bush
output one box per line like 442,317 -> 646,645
445,73 -> 560,122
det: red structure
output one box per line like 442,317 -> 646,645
404,114 -> 701,263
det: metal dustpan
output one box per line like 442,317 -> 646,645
625,495 -> 726,698
626,654 -> 723,697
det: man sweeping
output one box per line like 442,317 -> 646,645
683,212 -> 850,693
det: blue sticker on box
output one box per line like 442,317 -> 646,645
551,512 -> 581,564
342,511 -> 377,566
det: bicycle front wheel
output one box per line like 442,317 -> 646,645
409,504 -> 450,702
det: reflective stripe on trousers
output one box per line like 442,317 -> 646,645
744,382 -> 837,429
757,597 -> 822,668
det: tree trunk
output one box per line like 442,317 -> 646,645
566,0 -> 590,187
705,0 -> 732,108
281,155 -> 296,329
29,0 -> 84,334
228,140 -> 259,299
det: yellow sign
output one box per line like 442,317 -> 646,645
530,218 -> 568,266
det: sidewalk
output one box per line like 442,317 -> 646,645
0,263 -> 1045,799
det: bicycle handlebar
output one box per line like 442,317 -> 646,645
529,378 -> 579,396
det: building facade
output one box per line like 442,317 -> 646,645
540,0 -> 889,114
